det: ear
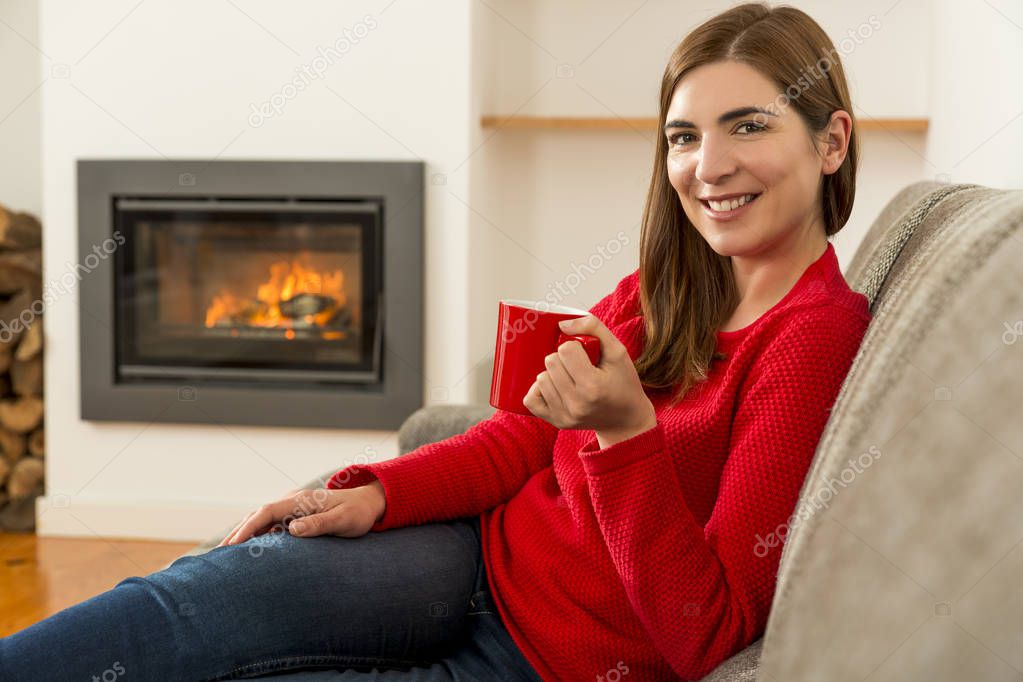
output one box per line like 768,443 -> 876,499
820,110 -> 852,175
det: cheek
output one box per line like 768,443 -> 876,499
751,138 -> 809,188
665,155 -> 692,195
759,158 -> 807,204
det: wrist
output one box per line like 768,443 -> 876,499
595,406 -> 657,449
367,479 -> 386,523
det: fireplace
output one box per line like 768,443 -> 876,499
115,198 -> 380,384
78,160 -> 423,429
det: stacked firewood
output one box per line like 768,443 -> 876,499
0,203 -> 43,532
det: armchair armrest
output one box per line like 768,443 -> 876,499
397,404 -> 496,455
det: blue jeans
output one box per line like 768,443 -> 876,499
0,515 -> 543,681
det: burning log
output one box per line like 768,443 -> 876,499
278,292 -> 334,319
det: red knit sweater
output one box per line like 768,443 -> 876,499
328,241 -> 871,680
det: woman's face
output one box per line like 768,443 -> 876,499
664,60 -> 841,257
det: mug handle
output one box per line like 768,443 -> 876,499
557,332 -> 602,366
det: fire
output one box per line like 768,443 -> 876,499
204,258 -> 348,330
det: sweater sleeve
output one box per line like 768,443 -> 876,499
576,304 -> 869,679
326,269 -> 641,532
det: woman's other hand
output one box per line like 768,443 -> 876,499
216,480 -> 387,546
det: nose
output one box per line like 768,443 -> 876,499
693,133 -> 738,189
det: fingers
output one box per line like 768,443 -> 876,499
217,513 -> 254,547
290,504 -> 362,539
545,350 -> 576,389
535,370 -> 568,417
288,509 -> 330,538
215,488 -> 347,548
556,340 -> 594,377
219,515 -> 263,548
220,492 -> 319,547
559,315 -> 615,350
523,379 -> 549,415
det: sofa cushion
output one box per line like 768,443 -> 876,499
698,638 -> 762,682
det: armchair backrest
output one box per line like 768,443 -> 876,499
760,181 -> 1023,680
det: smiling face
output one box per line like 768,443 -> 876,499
664,60 -> 833,258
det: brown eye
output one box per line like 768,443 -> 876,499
736,121 -> 766,134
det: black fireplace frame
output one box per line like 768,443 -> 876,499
78,159 -> 424,430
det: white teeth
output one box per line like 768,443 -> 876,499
707,193 -> 756,212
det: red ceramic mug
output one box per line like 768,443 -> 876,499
489,299 -> 602,416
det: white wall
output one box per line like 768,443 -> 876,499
0,0 -> 42,215
465,0 -> 935,403
36,0 -> 474,541
927,0 -> 1023,189
18,0 -> 1020,540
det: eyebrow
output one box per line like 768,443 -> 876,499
663,106 -> 777,132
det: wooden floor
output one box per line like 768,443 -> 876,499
0,531 -> 195,637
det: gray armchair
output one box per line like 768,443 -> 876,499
185,181 -> 1023,681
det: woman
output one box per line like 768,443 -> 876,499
1,3 -> 872,680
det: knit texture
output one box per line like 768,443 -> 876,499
328,241 -> 871,680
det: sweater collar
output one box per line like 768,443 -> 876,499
715,240 -> 838,351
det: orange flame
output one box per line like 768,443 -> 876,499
204,258 -> 347,330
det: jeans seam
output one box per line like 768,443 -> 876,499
211,653 -> 433,679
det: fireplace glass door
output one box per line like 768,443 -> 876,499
114,198 -> 381,385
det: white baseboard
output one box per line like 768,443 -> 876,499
35,495 -> 253,543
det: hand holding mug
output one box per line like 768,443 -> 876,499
523,314 -> 656,438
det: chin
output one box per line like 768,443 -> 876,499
695,229 -> 746,257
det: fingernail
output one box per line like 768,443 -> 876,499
558,319 -> 572,330
291,521 -> 305,534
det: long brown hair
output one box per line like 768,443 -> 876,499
634,2 -> 859,406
